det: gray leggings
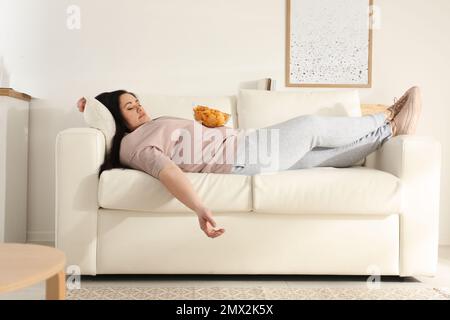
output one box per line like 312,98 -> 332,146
231,112 -> 392,175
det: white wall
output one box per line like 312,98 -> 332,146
1,0 -> 449,244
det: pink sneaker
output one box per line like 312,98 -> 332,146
389,86 -> 422,136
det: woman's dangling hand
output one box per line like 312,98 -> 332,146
196,206 -> 225,238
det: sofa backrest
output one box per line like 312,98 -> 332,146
139,94 -> 239,129
236,89 -> 361,129
138,90 -> 362,131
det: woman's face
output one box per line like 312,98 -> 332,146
119,93 -> 151,131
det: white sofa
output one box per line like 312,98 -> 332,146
55,89 -> 442,277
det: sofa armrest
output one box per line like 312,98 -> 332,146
55,128 -> 105,275
365,135 -> 442,276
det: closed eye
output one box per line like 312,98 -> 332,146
126,100 -> 141,110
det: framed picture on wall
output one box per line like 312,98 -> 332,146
286,0 -> 373,88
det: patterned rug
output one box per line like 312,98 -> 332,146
67,286 -> 450,300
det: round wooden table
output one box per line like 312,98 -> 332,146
0,243 -> 66,300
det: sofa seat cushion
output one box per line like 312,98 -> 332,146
252,167 -> 402,215
99,169 -> 252,213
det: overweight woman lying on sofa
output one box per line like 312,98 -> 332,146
77,87 -> 421,239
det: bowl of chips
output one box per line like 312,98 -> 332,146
193,105 -> 231,128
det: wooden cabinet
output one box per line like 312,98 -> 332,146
0,89 -> 31,242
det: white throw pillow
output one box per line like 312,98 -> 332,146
83,97 -> 116,154
237,89 -> 362,129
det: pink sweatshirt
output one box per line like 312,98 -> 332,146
120,116 -> 243,179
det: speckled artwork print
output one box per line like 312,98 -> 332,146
290,0 -> 370,85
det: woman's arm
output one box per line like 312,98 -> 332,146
159,164 -> 225,239
76,95 -> 222,238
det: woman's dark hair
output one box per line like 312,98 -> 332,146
96,90 -> 135,178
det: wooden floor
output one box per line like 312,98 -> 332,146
1,244 -> 449,300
